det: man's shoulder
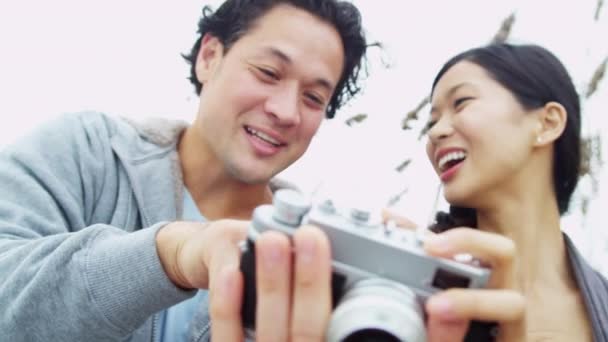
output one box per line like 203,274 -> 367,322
59,111 -> 189,147
120,115 -> 189,147
4,111 -> 189,163
21,111 -> 131,147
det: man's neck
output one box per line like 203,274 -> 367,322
178,126 -> 273,220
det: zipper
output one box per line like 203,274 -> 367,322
151,312 -> 163,342
193,322 -> 211,342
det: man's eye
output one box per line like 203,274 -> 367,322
305,93 -> 324,106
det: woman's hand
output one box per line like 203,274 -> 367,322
423,228 -> 526,341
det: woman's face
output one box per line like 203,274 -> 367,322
426,60 -> 540,208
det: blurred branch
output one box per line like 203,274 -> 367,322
586,57 -> 607,98
345,113 -> 368,126
579,134 -> 604,217
386,187 -> 409,207
490,12 -> 517,44
595,0 -> 604,21
401,96 -> 430,130
395,158 -> 412,172
580,134 -> 604,195
581,197 -> 590,216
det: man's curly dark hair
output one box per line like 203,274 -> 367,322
182,0 -> 369,119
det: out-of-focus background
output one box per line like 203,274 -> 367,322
0,0 -> 606,274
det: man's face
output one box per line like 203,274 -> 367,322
194,4 -> 345,184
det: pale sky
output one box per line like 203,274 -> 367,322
0,0 -> 606,274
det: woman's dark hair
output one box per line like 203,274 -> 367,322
182,0 -> 369,119
428,43 -> 582,232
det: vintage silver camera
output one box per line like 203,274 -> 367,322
240,189 -> 491,342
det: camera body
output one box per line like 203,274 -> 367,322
240,189 -> 491,341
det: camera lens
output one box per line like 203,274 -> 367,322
326,278 -> 426,342
342,328 -> 401,342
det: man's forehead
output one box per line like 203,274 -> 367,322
253,46 -> 292,64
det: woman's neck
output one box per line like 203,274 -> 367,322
476,199 -> 576,295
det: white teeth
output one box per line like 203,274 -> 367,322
438,151 -> 467,171
246,127 -> 281,146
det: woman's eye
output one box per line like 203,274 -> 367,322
257,67 -> 279,80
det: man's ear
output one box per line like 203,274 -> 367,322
534,101 -> 567,146
195,34 -> 225,86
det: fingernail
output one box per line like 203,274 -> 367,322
428,296 -> 453,317
297,237 -> 316,264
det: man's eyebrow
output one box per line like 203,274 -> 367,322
430,82 -> 473,113
259,46 -> 335,92
262,46 -> 292,64
313,77 -> 334,92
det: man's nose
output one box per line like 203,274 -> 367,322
264,83 -> 300,126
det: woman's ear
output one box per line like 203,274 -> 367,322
195,34 -> 225,87
534,102 -> 567,146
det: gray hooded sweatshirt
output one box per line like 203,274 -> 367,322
1,112 -> 202,341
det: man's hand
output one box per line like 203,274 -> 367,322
155,220 -> 333,342
156,220 -> 248,291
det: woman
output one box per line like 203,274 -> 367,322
422,43 -> 608,341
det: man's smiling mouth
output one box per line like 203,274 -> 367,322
244,126 -> 285,147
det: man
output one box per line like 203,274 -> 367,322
0,0 -> 369,341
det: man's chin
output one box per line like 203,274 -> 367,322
239,174 -> 273,185
227,165 -> 278,185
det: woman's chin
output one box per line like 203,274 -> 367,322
443,187 -> 474,208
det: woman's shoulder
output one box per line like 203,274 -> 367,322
564,233 -> 608,341
564,233 -> 608,288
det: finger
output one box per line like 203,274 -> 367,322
210,265 -> 245,342
381,208 -> 418,230
206,220 -> 249,341
426,288 -> 525,323
426,316 -> 469,342
423,228 -> 516,285
290,225 -> 332,342
255,231 -> 292,342
424,228 -> 515,266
